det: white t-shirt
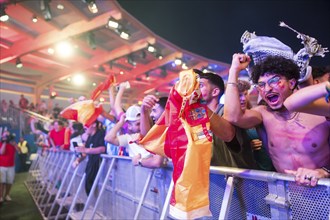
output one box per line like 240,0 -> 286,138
117,133 -> 151,158
70,135 -> 83,152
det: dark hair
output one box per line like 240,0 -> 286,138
71,122 -> 84,139
251,56 -> 300,86
53,119 -> 64,126
194,69 -> 225,97
158,97 -> 168,109
94,120 -> 104,131
312,65 -> 329,79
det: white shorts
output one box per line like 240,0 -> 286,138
0,166 -> 15,184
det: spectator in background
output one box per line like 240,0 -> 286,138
196,69 -> 254,168
0,131 -> 21,203
132,95 -> 168,168
52,103 -> 62,119
19,94 -> 29,109
69,122 -> 85,152
30,117 -> 51,149
312,65 -> 330,84
73,120 -> 106,195
139,96 -> 168,136
9,100 -> 15,108
105,105 -> 151,160
49,120 -> 67,151
38,100 -> 47,114
236,79 -> 275,171
1,99 -> 8,114
17,137 -> 29,172
28,102 -> 35,112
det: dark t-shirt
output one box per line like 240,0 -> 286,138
36,121 -> 49,135
85,129 -> 106,173
210,105 -> 258,169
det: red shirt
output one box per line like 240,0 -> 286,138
0,142 -> 16,167
49,128 -> 65,147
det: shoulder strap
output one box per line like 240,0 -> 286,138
216,104 -> 224,116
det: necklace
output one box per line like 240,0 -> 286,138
274,111 -> 299,121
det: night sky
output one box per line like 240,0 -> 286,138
118,0 -> 330,67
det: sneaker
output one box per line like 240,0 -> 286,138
5,195 -> 12,201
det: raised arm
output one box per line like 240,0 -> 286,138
109,84 -> 115,108
284,81 -> 330,117
140,95 -> 157,136
104,113 -> 126,146
114,82 -> 128,117
224,53 -> 263,128
208,108 -> 235,142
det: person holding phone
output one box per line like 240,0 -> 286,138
72,120 -> 106,195
69,122 -> 85,152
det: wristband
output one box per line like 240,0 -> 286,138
321,166 -> 330,174
227,82 -> 238,86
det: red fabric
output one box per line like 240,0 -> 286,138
60,109 -> 78,121
84,105 -> 103,127
63,128 -> 71,150
0,142 -> 16,167
90,75 -> 116,100
49,128 -> 65,147
60,100 -> 104,127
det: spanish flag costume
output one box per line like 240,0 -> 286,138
140,69 -> 212,219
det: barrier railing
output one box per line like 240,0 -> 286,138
25,150 -> 330,220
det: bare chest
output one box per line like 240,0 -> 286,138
262,112 -> 329,153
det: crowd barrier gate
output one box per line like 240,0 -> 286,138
25,150 -> 330,220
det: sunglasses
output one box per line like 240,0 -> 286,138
256,75 -> 283,91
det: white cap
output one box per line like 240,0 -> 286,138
125,105 -> 141,121
78,96 -> 86,101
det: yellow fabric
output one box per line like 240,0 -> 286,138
75,100 -> 96,125
18,141 -> 28,154
174,119 -> 212,217
140,123 -> 168,157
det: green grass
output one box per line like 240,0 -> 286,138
0,172 -> 43,220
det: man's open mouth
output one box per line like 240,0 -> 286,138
266,93 -> 279,104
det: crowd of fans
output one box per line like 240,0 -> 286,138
1,63 -> 329,203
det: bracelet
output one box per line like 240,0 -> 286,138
325,82 -> 330,103
227,82 -> 238,86
321,166 -> 330,174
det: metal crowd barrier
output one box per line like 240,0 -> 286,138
25,150 -> 330,220
25,149 -> 88,219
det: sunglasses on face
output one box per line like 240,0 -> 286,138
256,75 -> 283,91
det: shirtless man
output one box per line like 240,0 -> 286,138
224,54 -> 330,186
